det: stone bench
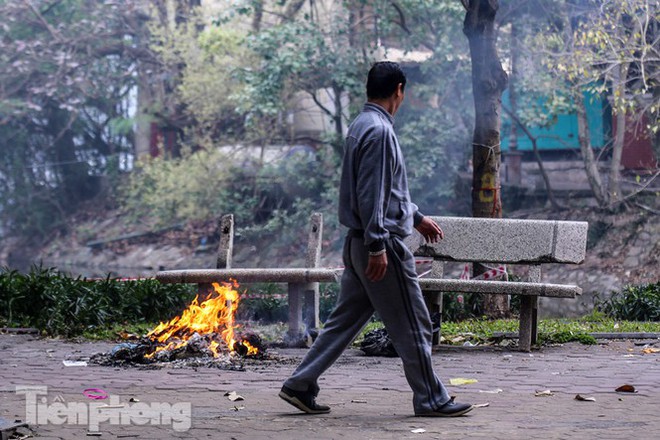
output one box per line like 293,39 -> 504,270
407,216 -> 588,351
156,214 -> 588,351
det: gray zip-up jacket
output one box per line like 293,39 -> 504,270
339,102 -> 424,253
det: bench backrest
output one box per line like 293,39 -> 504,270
407,216 -> 588,265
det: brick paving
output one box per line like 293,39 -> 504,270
1,334 -> 659,439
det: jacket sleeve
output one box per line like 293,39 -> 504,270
412,204 -> 424,227
356,127 -> 393,252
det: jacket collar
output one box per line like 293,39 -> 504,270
363,102 -> 394,125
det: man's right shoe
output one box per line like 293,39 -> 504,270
279,385 -> 331,414
415,397 -> 474,417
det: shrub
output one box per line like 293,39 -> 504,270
0,266 -> 196,336
596,282 -> 660,322
235,282 -> 339,325
236,283 -> 288,323
441,293 -> 483,322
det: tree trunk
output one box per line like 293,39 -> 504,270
575,90 -> 609,207
506,20 -> 521,184
463,0 -> 509,318
609,63 -> 630,204
48,106 -> 91,213
252,0 -> 264,32
332,83 -> 345,156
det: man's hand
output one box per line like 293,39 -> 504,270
415,216 -> 444,243
365,252 -> 387,282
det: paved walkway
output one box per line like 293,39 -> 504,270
1,334 -> 659,439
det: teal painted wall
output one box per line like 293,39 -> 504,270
501,92 -> 608,152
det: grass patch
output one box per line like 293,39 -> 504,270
353,313 -> 660,348
81,322 -> 159,340
441,314 -> 660,346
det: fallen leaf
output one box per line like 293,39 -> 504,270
224,391 -> 245,401
63,360 -> 87,367
117,331 -> 139,340
449,378 -> 478,386
615,385 -> 637,393
574,394 -> 596,402
473,402 -> 490,408
534,390 -> 554,397
411,428 -> 426,434
641,348 -> 660,354
478,388 -> 503,394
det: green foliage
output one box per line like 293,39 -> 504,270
237,293 -> 288,323
441,293 -> 483,322
0,1 -> 139,238
439,316 -> 660,346
235,282 -> 338,325
120,149 -> 237,226
120,145 -> 340,251
150,12 -> 250,144
81,322 -> 158,341
528,0 -> 660,139
539,330 -> 597,345
0,266 -> 196,337
235,12 -> 365,147
596,282 -> 660,322
441,273 -> 522,322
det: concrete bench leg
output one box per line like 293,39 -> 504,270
303,282 -> 320,331
304,212 -> 322,336
519,265 -> 541,351
288,282 -> 304,344
518,296 -> 538,352
425,260 -> 444,346
424,292 -> 443,346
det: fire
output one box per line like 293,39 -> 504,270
145,281 -> 259,358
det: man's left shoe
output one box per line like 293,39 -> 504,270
415,397 -> 474,417
279,385 -> 331,414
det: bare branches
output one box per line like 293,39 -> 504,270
502,105 -> 562,210
22,0 -> 62,42
610,169 -> 660,209
390,2 -> 412,36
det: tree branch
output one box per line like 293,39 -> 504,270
23,0 -> 62,42
502,104 -> 562,210
308,91 -> 334,118
610,169 -> 660,208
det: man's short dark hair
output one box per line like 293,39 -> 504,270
366,61 -> 407,100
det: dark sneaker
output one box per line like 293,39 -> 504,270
279,385 -> 331,414
415,397 -> 474,417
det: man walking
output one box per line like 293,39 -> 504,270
279,61 -> 473,417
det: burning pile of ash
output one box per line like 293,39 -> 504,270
90,331 -> 267,369
90,281 -> 273,369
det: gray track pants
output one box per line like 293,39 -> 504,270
283,234 -> 450,413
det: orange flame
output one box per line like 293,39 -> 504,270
145,281 -> 258,358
